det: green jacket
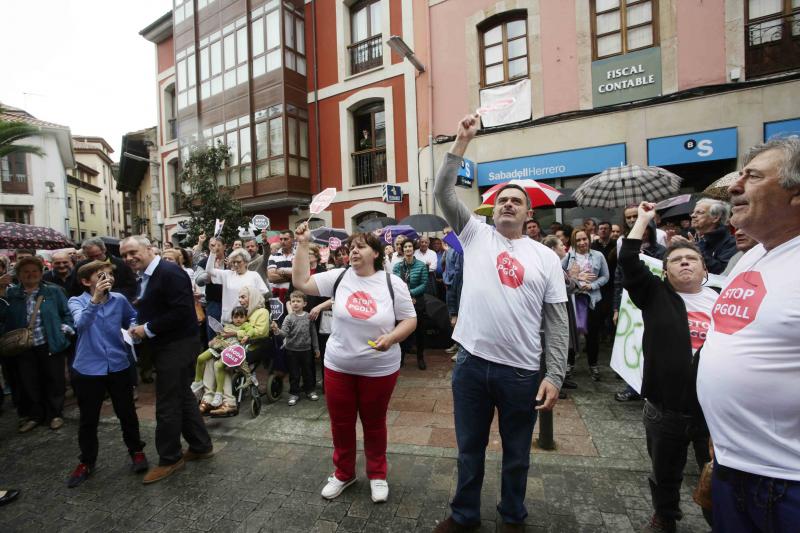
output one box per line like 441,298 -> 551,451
393,258 -> 428,298
0,282 -> 74,354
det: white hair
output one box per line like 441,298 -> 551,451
742,137 -> 800,189
121,235 -> 152,248
228,248 -> 251,264
696,199 -> 731,227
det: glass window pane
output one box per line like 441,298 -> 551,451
256,122 -> 268,159
200,47 -> 209,80
597,11 -> 621,34
217,172 -> 227,186
288,117 -> 297,155
252,18 -> 264,56
484,44 -> 503,65
177,59 -> 187,89
267,11 -> 280,49
626,2 -> 652,26
188,91 -> 196,105
256,163 -> 268,181
300,160 -> 310,178
253,56 -> 266,77
237,28 -> 247,63
240,127 -> 251,164
187,54 -> 196,86
374,110 -> 385,147
508,57 -> 528,78
485,64 -> 503,84
211,75 -> 222,94
370,2 -> 382,36
270,118 -> 283,155
297,57 -> 306,75
224,34 -> 235,69
296,19 -> 305,54
270,158 -> 285,176
267,49 -> 281,71
211,41 -> 222,75
285,11 -> 294,47
597,33 -> 622,56
627,24 -> 653,49
507,37 -> 526,59
227,132 -> 239,166
237,64 -> 247,84
288,158 -> 299,176
240,165 -> 251,183
299,121 -> 308,158
285,50 -> 296,70
596,0 -> 620,12
201,81 -> 210,99
352,7 -> 368,42
506,19 -> 526,39
484,25 -> 502,45
749,0 -> 782,19
224,70 -> 236,90
229,169 -> 240,186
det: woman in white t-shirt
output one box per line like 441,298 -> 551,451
205,248 -> 269,323
291,223 -> 417,505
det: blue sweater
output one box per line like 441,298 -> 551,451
69,292 -> 138,376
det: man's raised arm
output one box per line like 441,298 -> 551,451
434,114 -> 480,235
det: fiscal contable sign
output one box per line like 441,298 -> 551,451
647,127 -> 737,166
382,184 -> 402,203
592,47 -> 662,107
610,254 -> 726,393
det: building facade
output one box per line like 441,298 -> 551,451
0,105 -> 73,236
418,0 -> 800,227
71,136 -> 125,239
117,127 -> 164,244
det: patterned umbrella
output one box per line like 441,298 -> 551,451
377,225 -> 419,245
0,222 -> 74,250
310,227 -> 349,247
702,171 -> 739,201
574,165 -> 682,209
481,179 -> 562,208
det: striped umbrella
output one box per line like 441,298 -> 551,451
574,165 -> 682,209
481,179 -> 562,208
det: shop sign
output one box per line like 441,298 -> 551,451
764,118 -> 800,140
476,143 -> 626,187
382,184 -> 402,203
592,48 -> 662,107
648,127 -> 737,166
456,158 -> 476,188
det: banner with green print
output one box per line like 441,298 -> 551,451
610,254 -> 726,393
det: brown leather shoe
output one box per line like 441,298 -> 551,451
142,458 -> 185,484
433,516 -> 480,533
182,447 -> 214,462
198,401 -> 213,415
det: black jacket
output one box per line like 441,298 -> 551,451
697,225 -> 737,275
135,258 -> 198,344
613,221 -> 666,311
619,238 -> 701,416
69,255 -> 137,301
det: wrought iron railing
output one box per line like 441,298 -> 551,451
348,34 -> 383,75
352,148 -> 387,186
746,12 -> 800,77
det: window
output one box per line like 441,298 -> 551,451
286,105 -> 310,178
284,3 -> 306,75
203,115 -> 252,186
68,196 -> 72,209
91,232 -> 97,237
90,203 -> 95,215
349,0 -> 382,74
254,104 -> 287,180
592,0 -> 657,59
0,153 -> 29,194
4,208 -> 31,224
745,0 -> 800,76
251,1 -> 282,78
221,17 -> 249,91
198,30 -> 225,101
78,200 -> 85,222
480,14 -> 529,87
351,102 -> 387,186
173,0 -> 194,25
165,84 -> 177,141
176,46 -> 197,109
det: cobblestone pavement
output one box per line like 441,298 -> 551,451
0,348 -> 711,532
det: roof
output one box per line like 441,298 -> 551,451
72,136 -> 114,153
75,161 -> 99,176
140,11 -> 173,43
0,102 -> 75,169
0,103 -> 69,130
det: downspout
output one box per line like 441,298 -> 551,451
426,0 -> 435,215
312,0 -> 322,195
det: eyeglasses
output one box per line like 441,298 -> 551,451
230,260 -> 244,265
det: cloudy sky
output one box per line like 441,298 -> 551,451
0,0 -> 173,160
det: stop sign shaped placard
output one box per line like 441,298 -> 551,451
346,291 -> 377,320
221,345 -> 247,368
496,251 -> 525,289
712,272 -> 767,335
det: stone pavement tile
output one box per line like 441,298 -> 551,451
533,434 -> 598,456
396,386 -> 452,400
320,501 -> 350,522
392,411 -> 456,429
396,502 -> 422,519
432,399 -> 454,414
601,511 -> 635,533
548,415 -> 590,437
311,519 -> 340,533
338,515 -> 368,531
388,426 -> 433,446
572,502 -> 605,525
592,436 -> 645,460
347,497 -> 375,519
387,397 -> 436,413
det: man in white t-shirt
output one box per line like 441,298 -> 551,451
697,137 -> 800,532
432,115 -> 569,533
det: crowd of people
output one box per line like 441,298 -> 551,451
0,126 -> 797,533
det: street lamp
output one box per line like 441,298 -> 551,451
386,36 -> 425,73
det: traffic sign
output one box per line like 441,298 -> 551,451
382,184 -> 402,203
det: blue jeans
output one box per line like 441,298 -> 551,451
451,348 -> 539,525
712,461 -> 800,533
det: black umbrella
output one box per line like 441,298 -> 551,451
310,227 -> 349,247
658,194 -> 699,220
356,217 -> 397,232
99,236 -> 121,258
399,214 -> 449,233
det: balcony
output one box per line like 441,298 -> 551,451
1,177 -> 29,194
348,34 -> 383,75
746,12 -> 800,77
352,148 -> 387,186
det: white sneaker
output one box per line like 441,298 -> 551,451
445,344 -> 458,354
321,474 -> 355,499
288,395 -> 299,406
210,392 -> 223,407
370,479 -> 389,503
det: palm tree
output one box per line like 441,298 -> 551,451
0,105 -> 44,159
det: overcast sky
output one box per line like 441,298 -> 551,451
0,0 -> 173,161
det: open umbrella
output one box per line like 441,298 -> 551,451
656,194 -> 699,220
356,216 -> 397,232
310,227 -> 349,247
703,171 -> 739,201
377,225 -> 419,245
574,165 -> 682,209
481,179 -> 562,208
399,214 -> 449,233
0,222 -> 74,250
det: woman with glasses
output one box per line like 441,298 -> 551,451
205,248 -> 268,323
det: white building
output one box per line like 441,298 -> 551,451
0,104 -> 74,235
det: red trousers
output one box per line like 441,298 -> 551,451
324,367 -> 399,481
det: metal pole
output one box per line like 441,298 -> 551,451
537,331 -> 555,450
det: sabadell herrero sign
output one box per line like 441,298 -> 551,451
591,47 -> 662,107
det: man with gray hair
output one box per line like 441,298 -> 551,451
697,137 -> 800,532
69,237 -> 137,301
674,198 -> 736,274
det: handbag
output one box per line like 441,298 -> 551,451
0,295 -> 44,358
692,461 -> 713,510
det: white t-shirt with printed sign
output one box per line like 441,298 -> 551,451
698,235 -> 800,481
313,267 -> 416,377
677,287 -> 718,351
453,217 -> 567,371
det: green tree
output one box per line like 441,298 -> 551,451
177,143 -> 248,247
0,105 -> 45,159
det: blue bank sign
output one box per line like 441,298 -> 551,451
764,118 -> 800,140
648,127 -> 737,166
476,143 -> 627,187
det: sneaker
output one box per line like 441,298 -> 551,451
210,392 -> 223,407
321,474 -> 355,499
642,513 -> 677,533
190,381 -> 204,400
288,395 -> 299,406
131,451 -> 149,473
445,344 -> 458,354
615,390 -> 641,402
307,392 -> 319,401
590,366 -> 601,381
49,417 -> 64,430
370,479 -> 389,503
18,420 -> 37,433
67,463 -> 92,488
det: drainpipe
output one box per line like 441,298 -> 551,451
426,1 -> 435,216
312,0 -> 322,195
